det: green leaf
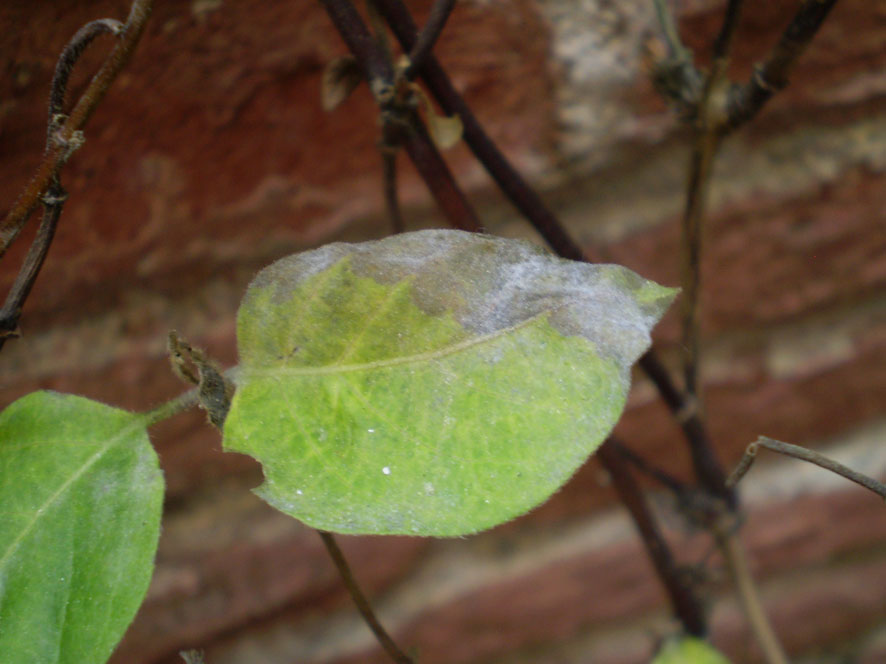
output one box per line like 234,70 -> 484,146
0,391 -> 163,664
224,230 -> 676,536
652,637 -> 732,664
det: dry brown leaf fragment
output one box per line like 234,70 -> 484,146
322,55 -> 362,111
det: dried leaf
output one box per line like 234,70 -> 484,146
413,84 -> 462,149
322,55 -> 362,111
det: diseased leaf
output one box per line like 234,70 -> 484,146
224,230 -> 676,536
322,55 -> 362,111
0,392 -> 163,664
652,637 -> 732,663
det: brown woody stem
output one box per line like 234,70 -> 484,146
0,0 -> 153,257
48,19 -> 124,122
0,2 -> 151,353
598,441 -> 707,635
727,0 -> 840,130
381,146 -> 406,234
0,185 -> 66,347
714,523 -> 789,664
370,0 -> 588,262
403,0 -> 456,79
727,436 -> 886,499
320,0 -> 481,232
318,531 -> 414,664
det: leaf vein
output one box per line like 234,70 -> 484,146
247,312 -> 546,378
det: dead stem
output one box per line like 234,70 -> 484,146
48,19 -> 124,122
727,436 -> 886,499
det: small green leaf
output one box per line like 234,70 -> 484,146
224,230 -> 676,536
0,391 -> 163,664
652,637 -> 732,664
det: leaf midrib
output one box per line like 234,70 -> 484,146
245,311 -> 551,377
0,417 -> 144,572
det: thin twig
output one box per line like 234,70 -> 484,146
48,19 -> 124,122
727,436 -> 886,499
676,157 -> 717,387
318,531 -> 414,664
403,0 -> 456,79
380,145 -> 406,233
649,0 -> 703,116
651,0 -> 840,132
1,0 -> 153,257
714,523 -> 789,664
678,125 -> 720,403
679,0 -> 741,407
688,7 -> 790,660
726,0 -> 840,130
653,0 -> 688,60
711,0 -> 745,61
365,0 -> 395,69
608,437 -> 688,495
637,353 -> 734,507
598,441 -> 707,636
0,185 -> 66,348
608,438 -> 728,559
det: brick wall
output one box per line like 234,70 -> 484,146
1,0 -> 884,662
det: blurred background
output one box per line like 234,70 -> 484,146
1,0 -> 885,661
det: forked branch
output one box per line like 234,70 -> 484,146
0,0 -> 153,257
726,0 -> 840,130
320,0 -> 481,232
651,0 -> 842,132
0,2 -> 152,350
402,0 -> 456,79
